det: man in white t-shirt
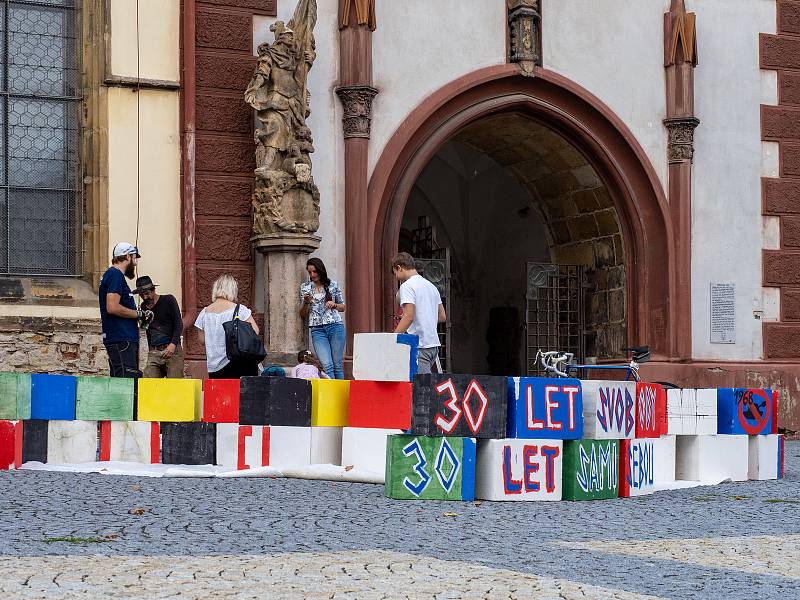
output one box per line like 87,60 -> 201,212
392,252 -> 446,374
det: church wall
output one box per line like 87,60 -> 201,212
690,0 -> 777,361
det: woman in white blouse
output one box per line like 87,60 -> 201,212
195,274 -> 261,379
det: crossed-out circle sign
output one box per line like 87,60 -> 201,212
737,389 -> 771,435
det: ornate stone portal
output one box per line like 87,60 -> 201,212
245,0 -> 320,363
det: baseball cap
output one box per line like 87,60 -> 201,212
112,242 -> 141,258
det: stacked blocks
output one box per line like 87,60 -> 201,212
0,372 -> 31,420
31,374 -> 76,420
137,379 -> 202,422
717,388 -> 773,435
353,333 -> 418,381
562,439 -> 619,500
76,377 -> 134,421
385,435 -> 475,500
202,379 -> 240,423
581,380 -> 635,439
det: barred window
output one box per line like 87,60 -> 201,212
1,0 -> 80,276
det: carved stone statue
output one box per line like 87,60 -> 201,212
245,0 -> 320,236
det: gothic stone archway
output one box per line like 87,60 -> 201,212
363,65 -> 676,360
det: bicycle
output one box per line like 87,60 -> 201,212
536,346 -> 656,383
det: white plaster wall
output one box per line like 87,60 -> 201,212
369,1 -> 507,176
689,0 -> 776,360
543,0 -> 669,190
253,2 -> 344,286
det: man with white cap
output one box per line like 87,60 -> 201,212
99,242 -> 150,377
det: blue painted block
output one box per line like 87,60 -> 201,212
30,374 -> 77,420
717,388 -> 773,435
507,377 -> 583,440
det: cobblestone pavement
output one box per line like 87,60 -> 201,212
0,441 -> 797,599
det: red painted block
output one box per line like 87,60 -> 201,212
635,382 -> 667,438
0,420 -> 22,470
771,390 -> 779,434
348,381 -> 412,429
203,379 -> 240,423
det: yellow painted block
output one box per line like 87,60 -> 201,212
137,379 -> 202,422
311,379 -> 350,427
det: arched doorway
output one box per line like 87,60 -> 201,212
367,65 -> 675,369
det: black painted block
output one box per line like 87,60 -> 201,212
411,373 -> 508,439
238,377 -> 312,426
22,420 -> 48,463
161,422 -> 216,465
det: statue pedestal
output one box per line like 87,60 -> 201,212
253,233 -> 321,366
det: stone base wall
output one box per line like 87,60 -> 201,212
0,317 -> 108,375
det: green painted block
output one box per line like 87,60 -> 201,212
0,372 -> 31,420
75,377 -> 134,421
384,434 -> 476,501
562,439 -> 620,501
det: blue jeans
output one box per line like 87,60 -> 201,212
310,322 -> 345,379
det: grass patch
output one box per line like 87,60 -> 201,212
764,498 -> 800,505
692,493 -> 721,502
42,536 -> 115,544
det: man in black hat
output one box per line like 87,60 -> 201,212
134,276 -> 184,378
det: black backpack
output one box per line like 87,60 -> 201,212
223,304 -> 267,363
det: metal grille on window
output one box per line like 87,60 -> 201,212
526,263 -> 586,376
1,0 -> 80,276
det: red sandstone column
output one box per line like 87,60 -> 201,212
337,0 -> 378,351
664,0 -> 699,361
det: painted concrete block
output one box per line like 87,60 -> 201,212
717,388 -> 773,435
311,426 -> 343,465
411,374 -> 507,438
46,420 -> 98,464
667,389 -> 716,436
507,377 -> 582,440
385,434 -> 476,501
202,379 -> 240,423
99,421 -> 160,464
0,420 -> 22,470
771,391 -> 779,434
562,439 -> 620,501
341,427 -> 404,474
635,382 -> 667,438
21,420 -> 48,463
216,423 -> 270,469
475,438 -> 563,501
161,422 -> 216,465
353,333 -> 418,382
137,379 -> 202,422
311,379 -> 349,427
0,373 -> 31,420
675,434 -> 748,482
619,437 -> 677,497
348,381 -> 412,429
748,434 -> 782,480
268,425 -> 312,468
239,377 -> 311,426
694,389 -> 718,435
581,380 -> 635,440
75,377 -> 134,421
30,374 -> 77,420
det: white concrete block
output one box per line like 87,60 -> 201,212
652,435 -> 676,483
311,426 -> 342,466
352,333 -> 417,382
215,423 -> 269,470
581,380 -> 636,439
748,434 -> 780,480
109,421 -> 155,463
341,427 -> 402,475
475,438 -> 563,501
667,389 -> 715,435
269,426 -> 312,468
47,420 -> 97,464
676,435 -> 748,483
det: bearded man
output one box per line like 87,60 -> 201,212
99,242 -> 150,378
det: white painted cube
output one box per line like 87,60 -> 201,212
311,426 -> 342,466
581,380 -> 636,439
675,434 -> 748,483
695,389 -> 718,435
352,333 -> 417,381
341,427 -> 402,475
475,438 -> 563,501
47,420 -> 97,464
748,434 -> 780,480
216,423 -> 269,470
652,435 -> 677,483
267,426 -> 342,468
109,421 -> 156,463
667,389 -> 701,435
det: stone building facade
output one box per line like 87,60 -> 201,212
4,0 -> 800,429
